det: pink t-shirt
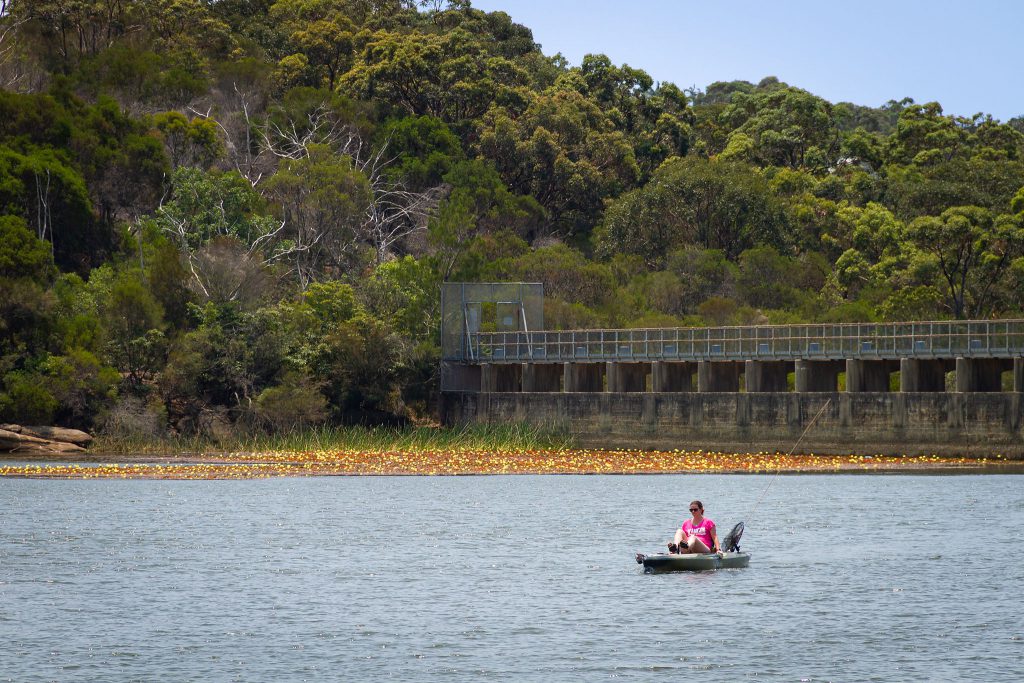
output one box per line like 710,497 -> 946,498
681,517 -> 716,551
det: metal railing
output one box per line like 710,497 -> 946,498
468,320 -> 1024,363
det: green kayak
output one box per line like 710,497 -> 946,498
635,551 -> 751,573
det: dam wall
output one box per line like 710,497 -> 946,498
441,391 -> 1024,458
438,289 -> 1024,458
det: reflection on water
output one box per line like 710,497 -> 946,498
1,473 -> 1022,681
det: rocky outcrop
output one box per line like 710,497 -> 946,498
0,424 -> 92,454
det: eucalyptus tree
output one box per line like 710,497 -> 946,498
906,206 -> 1024,318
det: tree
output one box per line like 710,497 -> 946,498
0,146 -> 98,272
341,26 -> 530,126
374,114 -> 463,190
269,0 -> 357,90
151,167 -> 290,298
264,145 -> 370,286
571,53 -> 691,178
906,206 -> 1024,318
476,86 -> 639,237
427,159 -> 543,278
719,85 -> 838,169
153,111 -> 223,169
596,156 -> 790,266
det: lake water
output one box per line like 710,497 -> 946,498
1,473 -> 1022,682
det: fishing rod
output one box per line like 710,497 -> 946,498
741,397 -> 835,532
637,397 -> 834,569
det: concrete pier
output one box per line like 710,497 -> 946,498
605,362 -> 647,392
795,360 -> 844,392
846,359 -> 896,392
652,361 -> 695,392
563,362 -> 603,392
900,358 -> 949,392
956,357 -> 1005,392
697,361 -> 741,392
522,363 -> 561,392
745,360 -> 790,392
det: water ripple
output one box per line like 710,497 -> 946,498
0,474 -> 1022,681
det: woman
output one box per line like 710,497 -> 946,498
668,500 -> 720,554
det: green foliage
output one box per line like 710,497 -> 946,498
376,115 -> 464,189
101,272 -> 166,387
342,26 -> 530,126
4,0 -> 1024,437
597,156 -> 789,265
76,46 -> 210,107
254,370 -> 328,432
735,246 -> 825,310
153,111 -> 224,169
906,206 -> 1024,318
497,243 -> 615,309
0,146 -> 97,271
364,256 -> 440,341
0,215 -> 54,282
720,84 -> 838,168
0,370 -> 59,425
476,86 -> 639,237
40,348 -> 119,427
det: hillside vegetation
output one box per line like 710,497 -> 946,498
0,0 -> 1022,436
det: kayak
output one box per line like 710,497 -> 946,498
635,551 -> 750,573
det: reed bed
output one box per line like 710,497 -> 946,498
92,423 -> 574,456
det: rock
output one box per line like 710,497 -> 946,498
19,425 -> 94,446
0,428 -> 51,448
0,425 -> 91,453
4,439 -> 85,454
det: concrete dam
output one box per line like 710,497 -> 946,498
439,283 -> 1024,458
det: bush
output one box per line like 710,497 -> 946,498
0,371 -> 59,424
253,372 -> 328,433
98,394 -> 168,440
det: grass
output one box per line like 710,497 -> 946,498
92,423 -> 575,455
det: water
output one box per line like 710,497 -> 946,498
1,474 -> 1022,682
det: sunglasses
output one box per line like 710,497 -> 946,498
689,507 -> 700,512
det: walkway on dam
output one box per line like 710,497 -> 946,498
467,320 -> 1024,363
443,320 -> 1024,394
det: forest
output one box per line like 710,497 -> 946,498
0,0 -> 1022,439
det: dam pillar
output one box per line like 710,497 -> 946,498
652,361 -> 694,392
564,362 -> 603,392
900,359 -> 947,392
795,360 -> 844,392
606,362 -> 647,392
745,360 -> 790,392
651,361 -> 665,392
697,361 -> 741,392
481,363 -> 497,393
521,363 -> 535,392
1014,358 -> 1024,393
523,363 -> 561,392
616,363 -> 648,392
494,364 -> 521,392
846,359 -> 894,392
956,357 -> 1004,392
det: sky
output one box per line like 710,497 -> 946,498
470,0 -> 1023,121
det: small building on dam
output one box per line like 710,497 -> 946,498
439,283 -> 1024,458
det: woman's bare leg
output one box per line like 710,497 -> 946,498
682,536 -> 710,554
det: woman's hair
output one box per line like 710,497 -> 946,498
690,500 -> 703,511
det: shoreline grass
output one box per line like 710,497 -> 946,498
91,423 -> 576,456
